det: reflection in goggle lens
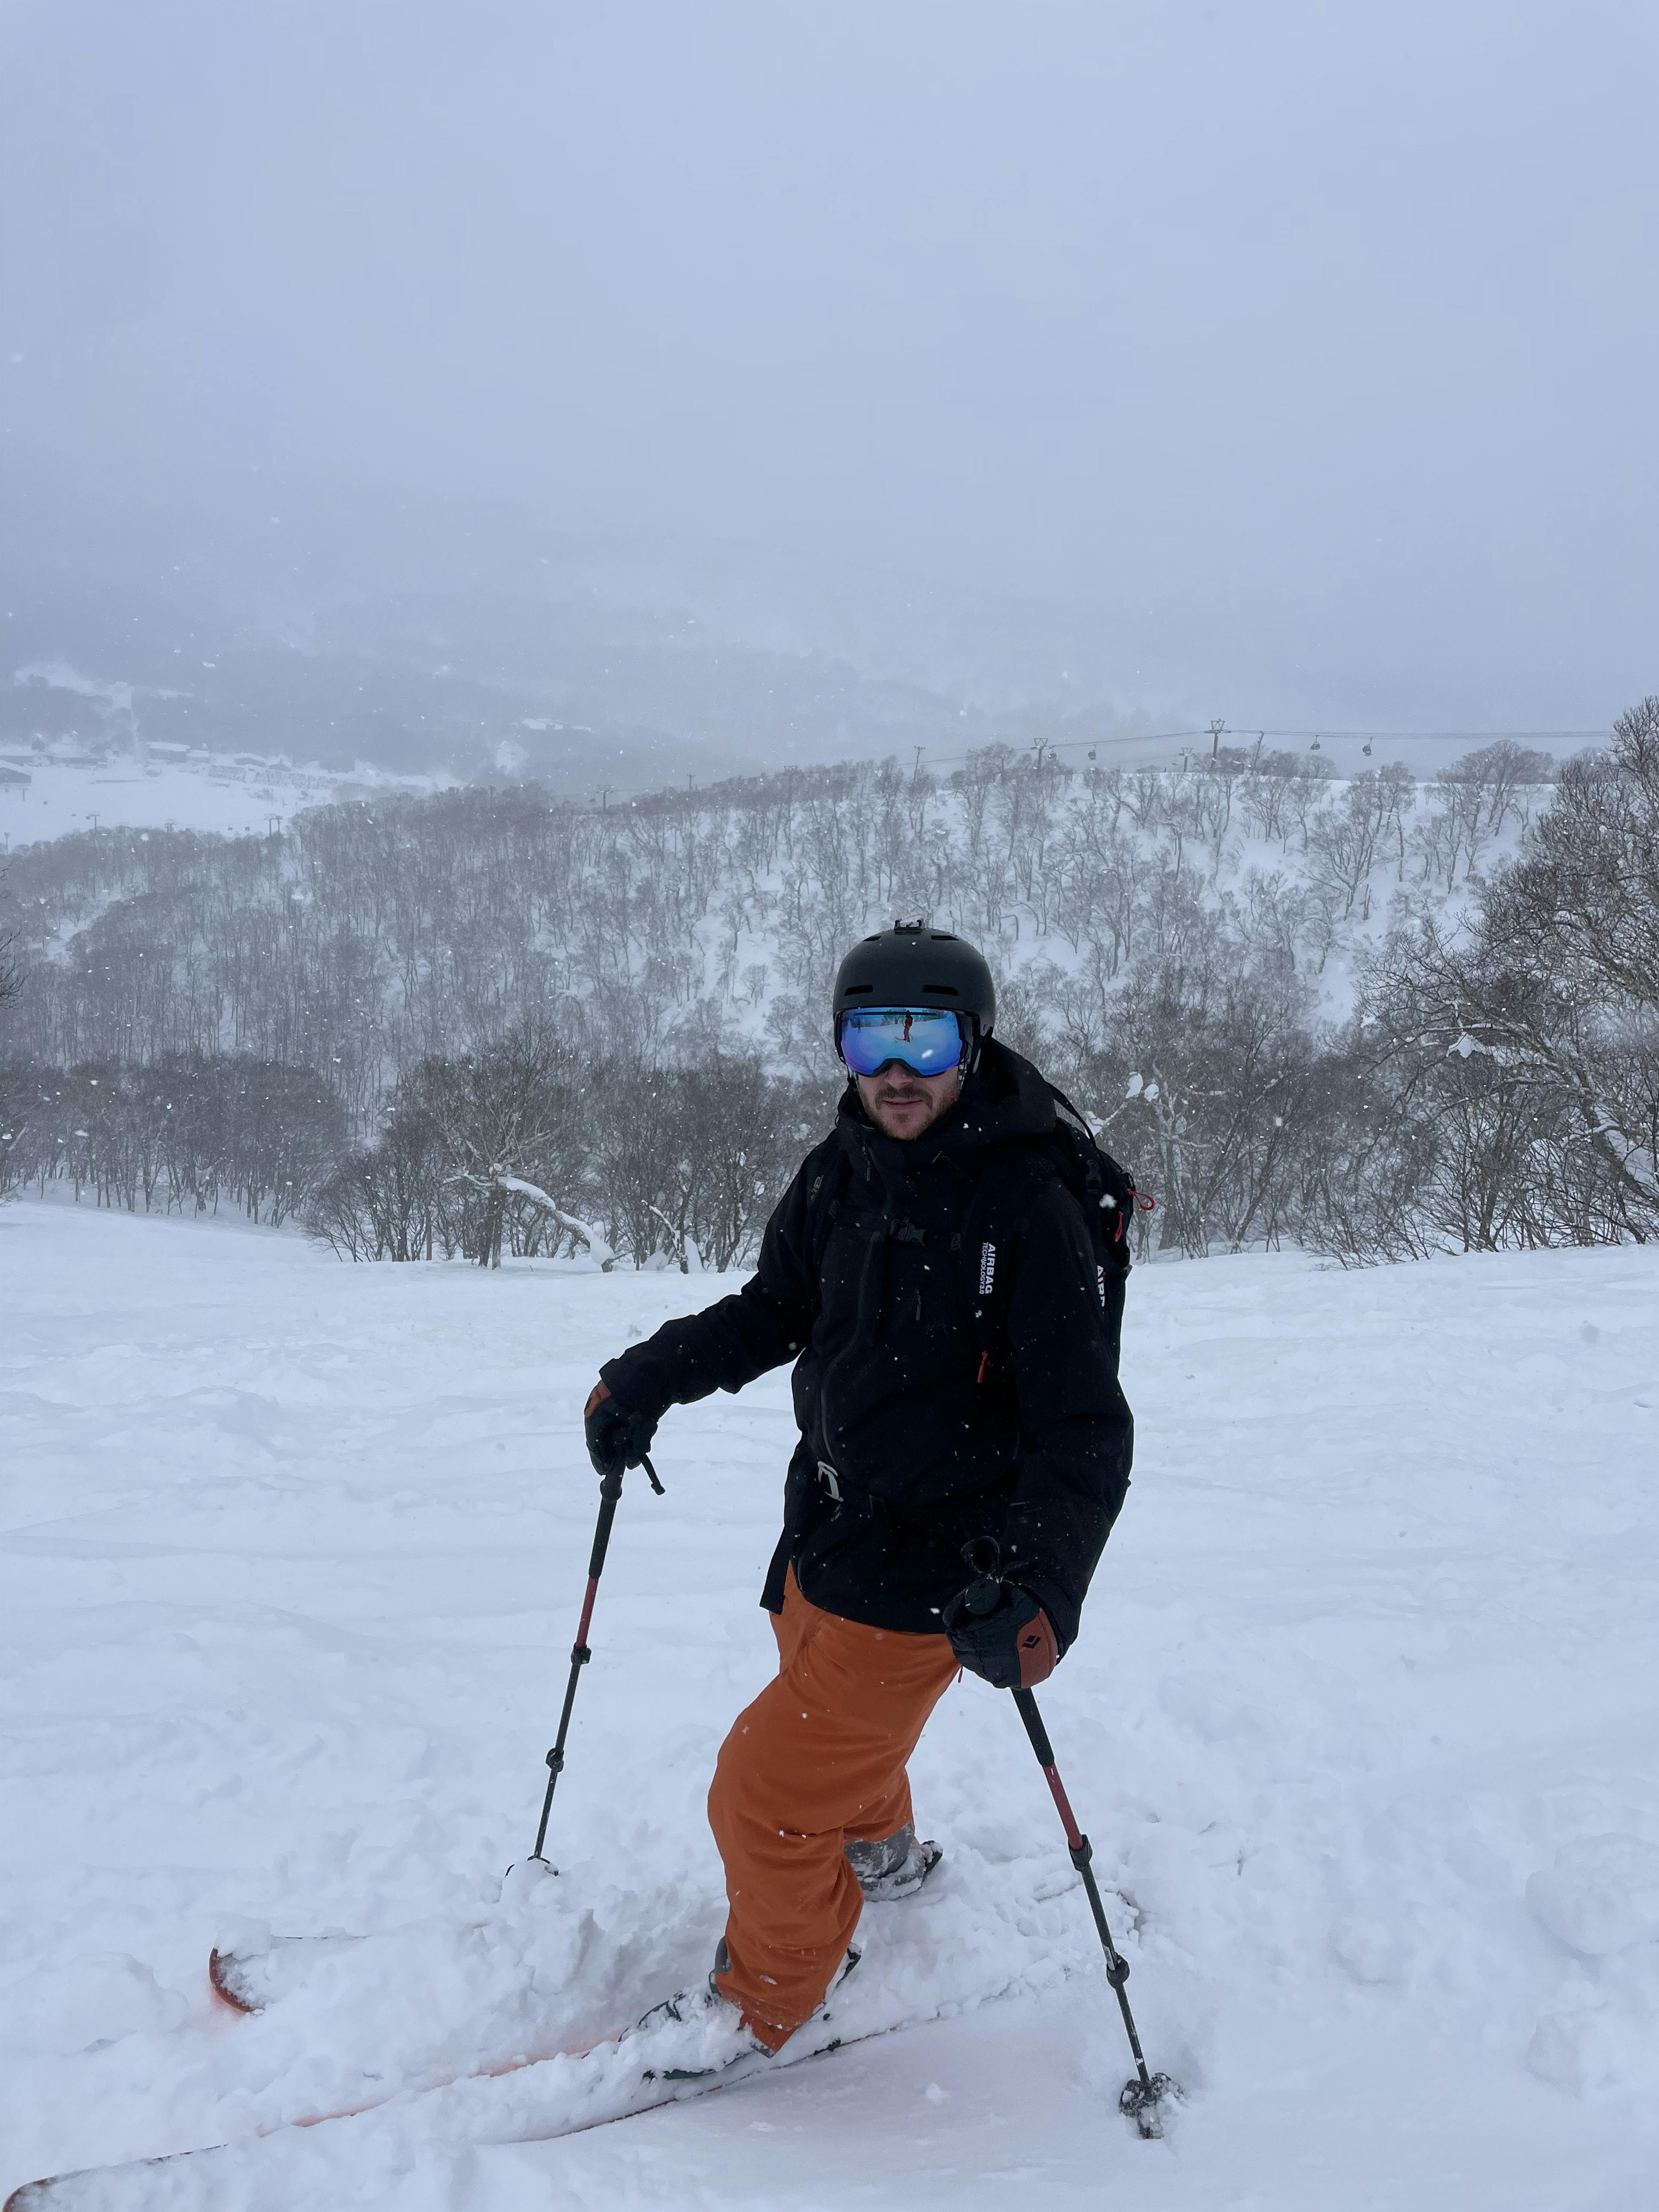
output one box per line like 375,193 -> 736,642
838,1007 -> 965,1077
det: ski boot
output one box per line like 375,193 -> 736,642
635,1937 -> 860,2082
845,1821 -> 943,1901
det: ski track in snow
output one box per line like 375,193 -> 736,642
2,1200 -> 1657,2209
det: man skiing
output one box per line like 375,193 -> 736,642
584,921 -> 1134,2075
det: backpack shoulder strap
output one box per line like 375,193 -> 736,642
801,1145 -> 854,1274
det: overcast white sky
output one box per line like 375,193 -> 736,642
2,0 -> 1655,729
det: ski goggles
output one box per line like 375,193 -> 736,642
837,1006 -> 968,1078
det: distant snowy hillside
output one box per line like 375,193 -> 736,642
0,721 -> 450,852
6,736 -> 1604,1268
1,1204 -> 1655,2208
1,744 -> 1551,1118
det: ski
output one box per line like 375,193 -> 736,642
3,2004 -> 892,2211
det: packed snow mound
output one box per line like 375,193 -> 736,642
1522,1837 -> 1659,2102
1526,1836 -> 1659,1957
2,1203 -> 1657,2208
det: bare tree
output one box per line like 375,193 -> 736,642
0,928 -> 21,1015
307,1102 -> 456,1261
411,1017 -> 588,1268
1082,928 -> 1318,1257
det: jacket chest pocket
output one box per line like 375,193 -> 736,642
894,1246 -> 973,1349
817,1218 -> 967,1347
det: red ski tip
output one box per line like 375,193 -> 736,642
208,1946 -> 261,2015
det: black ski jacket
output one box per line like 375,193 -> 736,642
600,1042 -> 1133,1646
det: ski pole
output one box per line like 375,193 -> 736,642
1011,1685 -> 1178,2139
528,1450 -> 664,1865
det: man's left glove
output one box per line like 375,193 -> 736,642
583,1380 -> 659,1480
941,1542 -> 1060,1690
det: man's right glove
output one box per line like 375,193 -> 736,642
583,1381 -> 659,1479
941,1538 -> 1060,1690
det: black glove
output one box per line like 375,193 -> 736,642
941,1538 -> 1060,1690
584,1381 -> 659,1480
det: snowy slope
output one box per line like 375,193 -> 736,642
0,747 -> 450,851
1,1204 -> 1656,2208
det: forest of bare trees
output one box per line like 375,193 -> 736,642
2,714 -> 1653,1267
1314,703 -> 1659,1258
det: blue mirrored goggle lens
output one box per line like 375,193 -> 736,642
838,1007 -> 965,1077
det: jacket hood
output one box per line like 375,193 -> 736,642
835,1037 -> 1055,1187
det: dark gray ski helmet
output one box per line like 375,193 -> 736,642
832,920 -> 996,1060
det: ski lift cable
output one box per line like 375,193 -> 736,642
884,725 -> 1605,779
574,725 -> 1607,807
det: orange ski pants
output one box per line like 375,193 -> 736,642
708,1567 -> 960,2049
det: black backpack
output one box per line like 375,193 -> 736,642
957,1080 -> 1137,1369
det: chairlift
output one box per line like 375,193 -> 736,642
1362,740 -> 1373,756
1088,749 -> 1097,762
1309,737 -> 1322,752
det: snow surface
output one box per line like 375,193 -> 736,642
2,1201 -> 1657,2208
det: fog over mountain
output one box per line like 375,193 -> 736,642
1,460 -> 1168,787
3,2 -> 1655,786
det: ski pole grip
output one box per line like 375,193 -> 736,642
587,1468 -> 623,1579
1012,1685 -> 1056,1769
